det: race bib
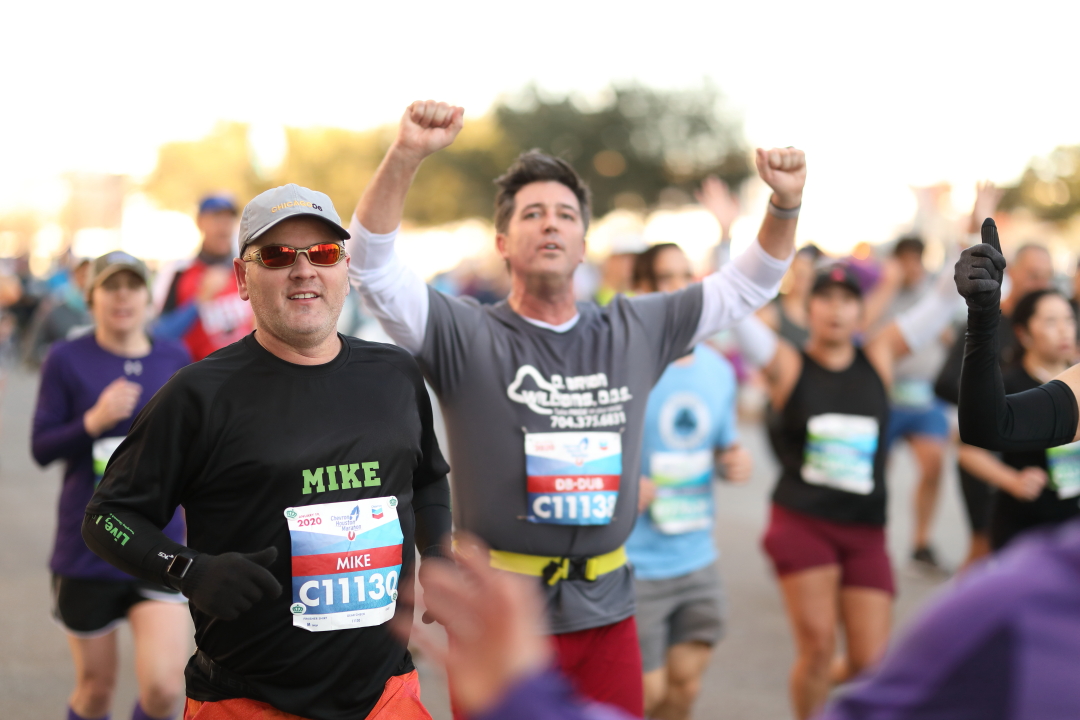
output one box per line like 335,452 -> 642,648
802,414 -> 878,495
890,379 -> 934,408
648,449 -> 714,535
525,432 -> 621,525
284,497 -> 403,632
92,437 -> 125,486
1047,441 -> 1080,499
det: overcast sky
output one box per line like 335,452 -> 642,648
4,0 -> 1078,249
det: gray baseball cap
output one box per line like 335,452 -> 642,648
88,250 -> 150,299
238,184 -> 350,256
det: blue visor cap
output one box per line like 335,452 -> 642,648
199,195 -> 239,216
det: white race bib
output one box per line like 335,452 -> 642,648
1047,441 -> 1080,499
890,379 -> 934,408
648,449 -> 714,535
284,497 -> 402,632
525,432 -> 621,525
802,414 -> 879,495
92,436 -> 125,485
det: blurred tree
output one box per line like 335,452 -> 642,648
1002,145 -> 1080,221
143,122 -> 267,214
142,83 -> 748,225
494,82 -> 750,216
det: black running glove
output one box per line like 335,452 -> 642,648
954,218 -> 1007,314
181,547 -> 283,621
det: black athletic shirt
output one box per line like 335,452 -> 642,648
85,333 -> 449,720
772,349 -> 890,525
991,367 -> 1080,549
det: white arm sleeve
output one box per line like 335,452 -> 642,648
732,314 -> 779,367
895,257 -> 963,353
689,240 -> 792,346
346,215 -> 429,354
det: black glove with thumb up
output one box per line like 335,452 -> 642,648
181,547 -> 282,621
954,218 -> 1007,314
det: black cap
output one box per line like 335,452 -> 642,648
811,264 -> 863,298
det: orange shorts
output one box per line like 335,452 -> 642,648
183,669 -> 429,720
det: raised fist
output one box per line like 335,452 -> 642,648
393,100 -> 464,162
756,147 -> 806,209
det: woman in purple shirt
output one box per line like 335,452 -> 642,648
33,251 -> 191,720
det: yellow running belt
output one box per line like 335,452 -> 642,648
489,546 -> 628,586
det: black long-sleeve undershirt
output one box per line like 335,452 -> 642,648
958,305 -> 1078,452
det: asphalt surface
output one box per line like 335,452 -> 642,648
0,366 -> 968,720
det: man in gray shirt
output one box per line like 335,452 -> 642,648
348,100 -> 806,715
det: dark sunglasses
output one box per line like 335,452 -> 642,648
243,242 -> 345,269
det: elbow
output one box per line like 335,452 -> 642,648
81,514 -> 105,560
30,440 -> 53,468
957,422 -> 1001,452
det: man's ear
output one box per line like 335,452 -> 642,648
234,258 -> 250,301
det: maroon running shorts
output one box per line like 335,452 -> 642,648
554,615 -> 644,717
452,615 -> 644,719
762,504 -> 895,595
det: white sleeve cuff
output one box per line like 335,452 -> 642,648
347,214 -> 401,271
730,239 -> 794,290
346,214 -> 428,354
690,240 -> 793,346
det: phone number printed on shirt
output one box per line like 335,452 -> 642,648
284,497 -> 402,632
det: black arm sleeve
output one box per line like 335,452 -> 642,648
407,355 -> 452,561
414,479 -> 452,560
83,508 -> 190,588
83,368 -> 206,586
958,305 -> 1078,451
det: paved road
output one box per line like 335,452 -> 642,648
0,366 -> 968,719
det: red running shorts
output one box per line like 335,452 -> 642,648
762,503 -> 895,595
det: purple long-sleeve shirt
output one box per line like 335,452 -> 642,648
818,518 -> 1080,720
32,333 -> 190,580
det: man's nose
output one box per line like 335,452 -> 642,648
289,252 -> 319,276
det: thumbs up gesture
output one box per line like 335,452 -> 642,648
393,100 -> 465,163
954,218 -> 1007,312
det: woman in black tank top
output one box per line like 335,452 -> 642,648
956,289 -> 1080,550
746,263 -> 958,719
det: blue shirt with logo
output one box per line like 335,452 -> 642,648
626,345 -> 738,580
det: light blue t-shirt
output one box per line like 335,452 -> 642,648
625,345 -> 738,580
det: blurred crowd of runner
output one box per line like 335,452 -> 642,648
10,100 -> 1080,720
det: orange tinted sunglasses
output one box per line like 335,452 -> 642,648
243,242 -> 345,269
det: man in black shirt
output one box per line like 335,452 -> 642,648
83,184 -> 451,720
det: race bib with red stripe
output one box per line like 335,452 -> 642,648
284,497 -> 402,632
525,432 -> 621,525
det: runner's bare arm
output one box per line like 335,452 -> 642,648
347,101 -> 464,354
864,258 -> 961,390
355,101 -> 464,234
685,149 -> 804,346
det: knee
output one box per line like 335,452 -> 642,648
666,673 -> 703,710
797,629 -> 836,672
845,642 -> 886,677
140,677 -> 184,717
73,667 -> 117,714
642,670 -> 667,716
